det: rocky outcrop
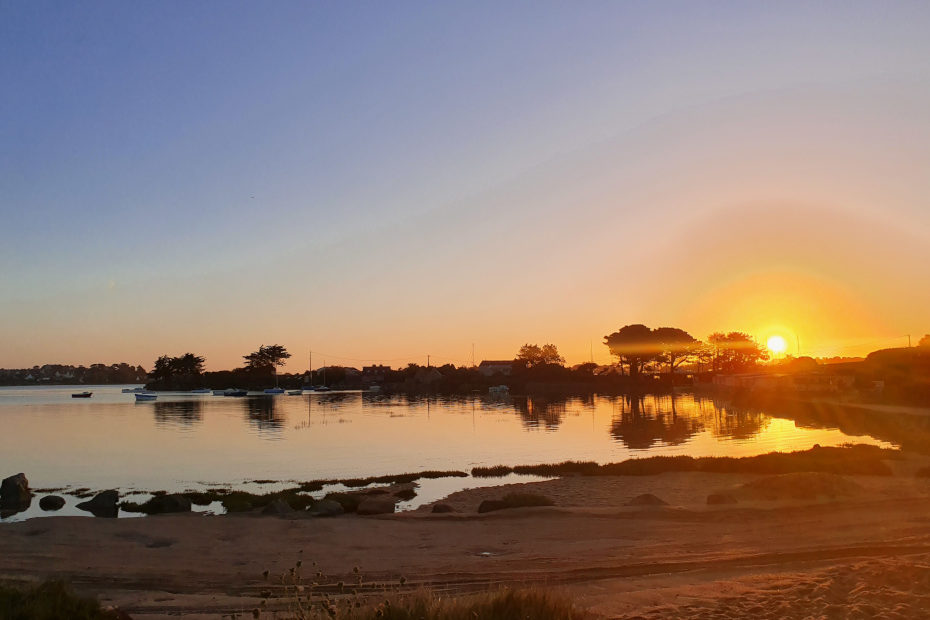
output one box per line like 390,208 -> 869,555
0,473 -> 30,509
308,499 -> 344,517
39,495 -> 65,511
76,490 -> 119,518
356,496 -> 396,515
431,503 -> 455,513
144,494 -> 192,514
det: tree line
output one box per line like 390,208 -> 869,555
147,344 -> 292,390
603,324 -> 769,376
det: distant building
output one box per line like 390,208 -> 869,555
478,360 -> 514,377
362,365 -> 391,384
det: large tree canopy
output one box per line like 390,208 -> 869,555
604,325 -> 702,376
243,344 -> 291,374
603,324 -> 662,377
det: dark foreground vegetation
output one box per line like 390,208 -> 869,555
120,470 -> 468,514
471,444 -> 897,478
287,588 -> 589,620
0,581 -> 126,620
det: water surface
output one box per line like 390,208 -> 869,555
0,385 -> 892,520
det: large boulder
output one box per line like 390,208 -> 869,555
76,490 -> 119,518
356,496 -> 396,515
308,499 -> 344,517
39,495 -> 66,511
0,473 -> 30,509
261,499 -> 294,516
431,503 -> 455,513
144,494 -> 192,514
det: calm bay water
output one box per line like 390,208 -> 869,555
0,385 -> 891,520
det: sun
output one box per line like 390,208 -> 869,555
767,335 -> 788,356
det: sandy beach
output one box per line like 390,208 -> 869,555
4,453 -> 930,619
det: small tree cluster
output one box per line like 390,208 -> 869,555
516,343 -> 565,367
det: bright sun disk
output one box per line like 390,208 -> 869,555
767,335 -> 788,355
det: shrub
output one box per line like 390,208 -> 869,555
0,581 -> 123,620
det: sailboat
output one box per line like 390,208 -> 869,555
264,363 -> 284,394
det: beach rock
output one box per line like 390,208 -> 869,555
76,490 -> 119,518
394,488 -> 417,501
626,493 -> 668,506
308,499 -> 344,517
39,495 -> 65,511
145,494 -> 192,514
357,496 -> 396,515
477,499 -> 508,513
707,493 -> 738,505
431,503 -> 455,513
0,473 -> 30,508
261,499 -> 294,516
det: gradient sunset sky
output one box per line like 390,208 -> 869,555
3,1 -> 929,371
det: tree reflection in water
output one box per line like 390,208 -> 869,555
608,394 -> 769,450
243,397 -> 285,434
512,396 -> 569,430
152,400 -> 204,428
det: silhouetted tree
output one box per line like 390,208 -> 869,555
707,332 -> 769,373
604,324 -> 662,378
516,343 -> 565,367
243,344 -> 291,373
652,327 -> 701,373
919,334 -> 930,348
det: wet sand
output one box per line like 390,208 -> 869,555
3,456 -> 930,619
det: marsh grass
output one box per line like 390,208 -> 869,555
0,580 -> 122,620
253,561 -> 589,620
471,444 -> 896,479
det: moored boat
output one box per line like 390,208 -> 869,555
121,387 -> 146,394
264,387 -> 285,394
135,393 -> 157,402
190,388 -> 211,394
71,391 -> 92,398
223,389 -> 247,397
287,390 -> 303,396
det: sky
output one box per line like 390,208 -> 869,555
2,1 -> 930,371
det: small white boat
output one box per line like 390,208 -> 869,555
263,387 -> 285,394
287,390 -> 303,396
190,388 -> 211,394
135,393 -> 157,402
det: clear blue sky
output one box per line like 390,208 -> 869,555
3,1 -> 930,369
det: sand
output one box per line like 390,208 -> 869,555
4,456 -> 930,619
